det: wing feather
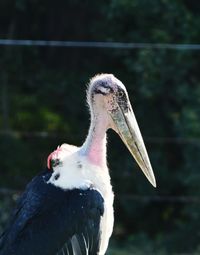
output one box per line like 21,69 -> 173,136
0,170 -> 104,255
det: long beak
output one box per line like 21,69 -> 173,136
109,94 -> 156,187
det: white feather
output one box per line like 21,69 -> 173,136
48,144 -> 114,255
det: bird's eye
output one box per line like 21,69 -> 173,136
117,90 -> 124,98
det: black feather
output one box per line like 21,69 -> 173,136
0,170 -> 104,255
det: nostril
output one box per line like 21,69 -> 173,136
117,91 -> 124,98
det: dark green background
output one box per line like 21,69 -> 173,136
1,0 -> 200,254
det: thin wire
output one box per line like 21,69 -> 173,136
0,130 -> 200,144
0,39 -> 200,50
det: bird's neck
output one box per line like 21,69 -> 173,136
80,112 -> 108,167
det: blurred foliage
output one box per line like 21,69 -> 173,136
1,0 -> 200,253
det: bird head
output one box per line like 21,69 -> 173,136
87,74 -> 156,187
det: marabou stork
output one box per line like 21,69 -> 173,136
0,74 -> 156,255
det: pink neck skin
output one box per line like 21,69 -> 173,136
80,112 -> 109,167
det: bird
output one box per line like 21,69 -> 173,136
0,74 -> 156,255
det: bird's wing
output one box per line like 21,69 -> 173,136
0,170 -> 104,255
